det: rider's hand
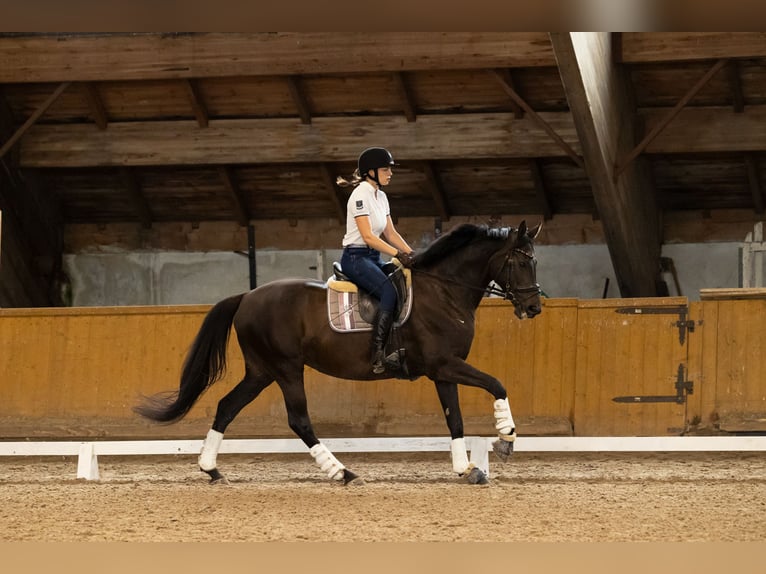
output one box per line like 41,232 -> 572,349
396,251 -> 415,268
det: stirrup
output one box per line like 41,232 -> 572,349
372,350 -> 386,374
384,349 -> 403,370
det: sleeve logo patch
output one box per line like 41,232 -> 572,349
355,200 -> 364,210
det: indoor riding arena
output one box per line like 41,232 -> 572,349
1,33 -> 766,546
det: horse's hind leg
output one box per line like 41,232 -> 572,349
276,370 -> 362,486
198,371 -> 273,484
434,381 -> 488,485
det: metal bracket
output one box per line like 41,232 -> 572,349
616,305 -> 695,345
613,363 -> 693,405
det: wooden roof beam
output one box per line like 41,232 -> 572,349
551,32 -> 663,297
391,72 -> 417,122
488,68 -> 585,169
183,79 -> 209,128
422,161 -> 450,220
0,81 -> 69,161
319,163 -> 345,224
0,33 -> 557,83
745,153 -> 764,215
618,32 -> 766,63
119,167 -> 152,229
19,112 -> 582,167
218,165 -> 250,226
83,82 -> 108,130
286,76 -> 311,125
528,159 -> 552,221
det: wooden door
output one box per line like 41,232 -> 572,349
573,297 -> 693,435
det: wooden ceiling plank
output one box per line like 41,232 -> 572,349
488,68 -> 585,169
0,81 -> 70,160
286,76 -> 311,125
183,79 -> 209,128
218,165 -> 250,226
619,32 -> 766,63
422,161 -> 450,220
83,82 -> 108,130
0,33 -> 556,83
319,163 -> 345,223
745,153 -> 764,215
727,60 -> 745,113
119,167 -> 153,229
551,32 -> 663,297
615,58 -> 728,177
19,112 -> 582,167
391,72 -> 417,122
529,159 -> 553,220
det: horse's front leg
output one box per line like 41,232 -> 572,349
433,358 -> 517,462
434,381 -> 489,485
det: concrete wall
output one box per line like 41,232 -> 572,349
63,242 -> 742,306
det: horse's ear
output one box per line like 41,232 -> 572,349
528,222 -> 542,240
517,220 -> 527,240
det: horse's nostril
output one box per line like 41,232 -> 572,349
528,305 -> 541,316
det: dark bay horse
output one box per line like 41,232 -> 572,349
135,221 -> 542,485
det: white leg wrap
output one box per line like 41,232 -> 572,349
310,443 -> 345,481
494,398 -> 517,441
198,429 -> 224,471
450,438 -> 473,475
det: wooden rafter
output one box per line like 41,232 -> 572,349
495,69 -> 525,119
183,79 -> 209,128
727,60 -> 745,113
0,81 -> 70,161
83,82 -> 108,130
422,161 -> 450,220
218,165 -> 250,226
528,159 -> 552,220
391,72 -> 417,122
118,167 -> 152,229
488,69 -> 585,170
615,58 -> 728,177
286,76 -> 311,125
319,163 -> 345,223
745,153 -> 764,215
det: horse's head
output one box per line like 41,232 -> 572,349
489,220 -> 542,320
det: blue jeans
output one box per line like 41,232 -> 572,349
340,246 -> 397,313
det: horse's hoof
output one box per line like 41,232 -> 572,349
202,467 -> 230,485
492,438 -> 515,462
343,469 -> 365,486
464,466 -> 489,485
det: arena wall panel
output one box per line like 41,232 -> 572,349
1,295 -> 763,439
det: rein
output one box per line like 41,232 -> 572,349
408,247 -> 540,305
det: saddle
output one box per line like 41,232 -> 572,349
326,259 -> 413,333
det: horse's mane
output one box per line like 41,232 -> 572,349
413,224 -> 512,269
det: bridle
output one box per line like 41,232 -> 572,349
484,247 -> 541,306
409,246 -> 541,307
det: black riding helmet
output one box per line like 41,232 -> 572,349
358,147 -> 395,187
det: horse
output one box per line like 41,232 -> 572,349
134,220 -> 542,485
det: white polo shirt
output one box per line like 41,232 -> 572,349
342,181 -> 390,247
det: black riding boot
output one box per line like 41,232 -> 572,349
371,309 -> 395,374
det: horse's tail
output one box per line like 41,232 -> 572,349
133,293 -> 246,423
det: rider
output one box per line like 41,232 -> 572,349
338,147 -> 415,374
